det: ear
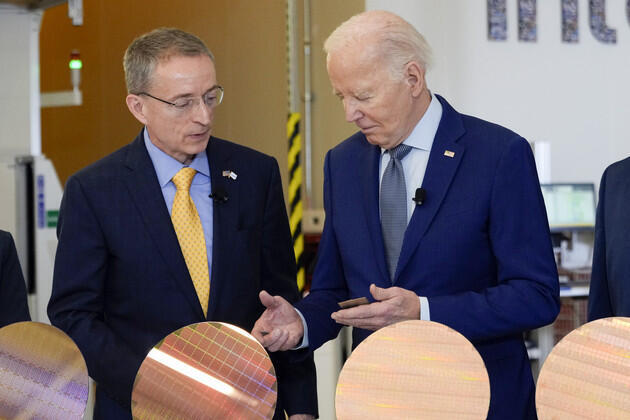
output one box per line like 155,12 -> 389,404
404,61 -> 426,98
126,94 -> 149,125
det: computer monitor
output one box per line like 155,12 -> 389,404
540,183 -> 596,232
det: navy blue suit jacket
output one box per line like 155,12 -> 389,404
48,133 -> 317,419
588,156 -> 630,320
0,230 -> 31,327
296,96 -> 559,419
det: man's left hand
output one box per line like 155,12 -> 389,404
288,415 -> 315,420
331,284 -> 420,330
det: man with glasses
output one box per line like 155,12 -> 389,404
48,28 -> 317,419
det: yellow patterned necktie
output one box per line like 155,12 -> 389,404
171,167 -> 210,317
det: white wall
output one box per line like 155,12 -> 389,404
0,6 -> 31,158
0,5 -> 41,158
367,0 -> 630,189
0,5 -> 42,234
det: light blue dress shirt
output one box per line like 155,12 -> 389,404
379,93 -> 442,223
143,129 -> 214,280
379,93 -> 443,321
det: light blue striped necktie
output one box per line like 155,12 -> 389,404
380,143 -> 413,281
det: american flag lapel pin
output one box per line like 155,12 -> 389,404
222,170 -> 237,180
444,150 -> 455,158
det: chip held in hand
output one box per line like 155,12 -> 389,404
338,297 -> 369,309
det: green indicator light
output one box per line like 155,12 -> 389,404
69,59 -> 83,70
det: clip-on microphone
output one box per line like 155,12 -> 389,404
209,187 -> 229,203
412,188 -> 426,206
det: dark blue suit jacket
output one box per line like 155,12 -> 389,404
296,96 -> 559,419
48,132 -> 317,419
0,230 -> 31,327
588,156 -> 630,320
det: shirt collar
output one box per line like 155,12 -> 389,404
143,128 -> 210,188
381,92 -> 443,154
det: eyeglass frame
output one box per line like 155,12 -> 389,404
137,85 -> 224,111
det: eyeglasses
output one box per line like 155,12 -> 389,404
138,86 -> 224,113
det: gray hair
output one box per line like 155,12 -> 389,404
123,27 -> 214,94
324,10 -> 432,81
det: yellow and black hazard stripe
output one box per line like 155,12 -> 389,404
287,112 -> 304,292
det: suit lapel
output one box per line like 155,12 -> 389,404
205,137 -> 239,320
395,96 -> 466,281
360,141 -> 390,284
123,134 -> 205,318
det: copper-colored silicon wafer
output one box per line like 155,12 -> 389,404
132,321 -> 277,419
0,321 -> 89,419
536,317 -> 630,419
336,320 -> 490,419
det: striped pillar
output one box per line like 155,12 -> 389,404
287,112 -> 304,292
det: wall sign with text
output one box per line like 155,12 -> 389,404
488,0 -> 627,44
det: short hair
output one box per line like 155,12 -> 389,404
123,27 -> 214,94
324,10 -> 432,81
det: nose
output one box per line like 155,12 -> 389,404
343,98 -> 362,123
191,99 -> 212,125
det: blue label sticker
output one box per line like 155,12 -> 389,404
37,175 -> 45,229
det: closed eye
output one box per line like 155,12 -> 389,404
172,98 -> 194,109
202,93 -> 219,106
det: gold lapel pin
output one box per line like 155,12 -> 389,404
444,150 -> 455,158
222,170 -> 237,180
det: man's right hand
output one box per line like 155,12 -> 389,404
252,291 -> 304,352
